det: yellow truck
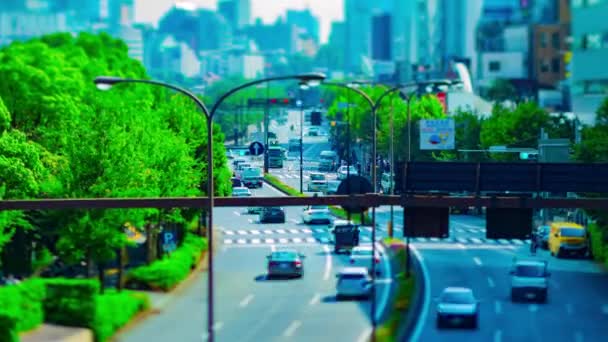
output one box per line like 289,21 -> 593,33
548,222 -> 589,258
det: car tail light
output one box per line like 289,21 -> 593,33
375,258 -> 380,264
350,259 -> 355,264
294,261 -> 302,267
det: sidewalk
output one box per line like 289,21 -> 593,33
20,232 -> 216,342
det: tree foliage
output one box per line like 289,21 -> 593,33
0,33 -> 231,273
486,78 -> 517,102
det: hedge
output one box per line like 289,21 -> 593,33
0,313 -> 17,342
588,223 -> 608,268
43,278 -> 149,342
0,278 -> 46,335
94,290 -> 150,342
126,234 -> 207,291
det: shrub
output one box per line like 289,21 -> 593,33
588,223 -> 608,267
94,290 -> 150,342
0,313 -> 18,342
126,234 -> 207,291
0,278 -> 46,334
43,278 -> 99,328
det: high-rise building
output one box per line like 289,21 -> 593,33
286,8 -> 320,44
571,0 -> 608,124
218,0 -> 250,30
371,14 -> 391,61
438,0 -> 482,77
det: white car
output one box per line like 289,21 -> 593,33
435,287 -> 480,329
307,173 -> 327,192
231,187 -> 252,197
336,267 -> 373,300
349,245 -> 381,274
301,205 -> 333,224
337,165 -> 358,180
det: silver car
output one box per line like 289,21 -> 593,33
435,287 -> 479,329
266,249 -> 305,279
335,267 -> 373,300
349,245 -> 382,275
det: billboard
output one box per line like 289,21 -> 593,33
420,119 -> 455,150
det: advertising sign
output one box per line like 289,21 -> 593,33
420,119 -> 455,150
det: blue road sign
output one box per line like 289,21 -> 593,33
249,141 -> 265,156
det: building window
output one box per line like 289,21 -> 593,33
540,60 -> 550,73
540,32 -> 547,48
489,61 -> 501,72
552,58 -> 560,73
587,33 -> 602,49
551,32 -> 560,49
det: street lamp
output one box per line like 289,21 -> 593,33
94,72 -> 325,342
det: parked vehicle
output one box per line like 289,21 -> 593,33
548,222 -> 589,258
318,151 -> 338,172
536,225 -> 551,249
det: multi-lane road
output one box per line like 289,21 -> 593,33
119,108 -> 608,342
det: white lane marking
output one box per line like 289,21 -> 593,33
473,257 -> 483,266
248,219 -> 254,224
302,228 -> 312,233
470,237 -> 483,244
529,304 -> 538,312
285,174 -> 293,179
271,245 -> 276,252
263,229 -> 273,234
566,303 -> 574,315
276,229 -> 287,234
276,174 -> 285,179
239,294 -> 254,308
224,239 -> 233,245
251,238 -> 261,244
495,301 -> 502,314
225,231 -> 235,236
512,239 -> 524,245
356,327 -> 373,342
237,239 -> 247,244
314,228 -> 325,233
306,237 -> 316,243
279,238 -> 288,244
251,230 -> 261,235
498,239 -> 510,245
323,245 -> 332,281
574,331 -> 584,342
494,330 -> 502,342
237,230 -> 247,235
292,237 -> 303,243
290,219 -> 299,224
233,211 -> 241,216
282,320 -> 302,337
289,228 -> 299,233
265,238 -> 275,244
487,277 -> 496,288
201,322 -> 224,341
602,304 -> 608,314
430,237 -> 440,242
309,293 -> 321,306
458,243 -> 466,250
361,236 -> 371,242
456,237 -> 468,244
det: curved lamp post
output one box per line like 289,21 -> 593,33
93,72 -> 325,342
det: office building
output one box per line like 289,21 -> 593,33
286,8 -> 320,44
371,13 -> 391,61
218,0 -> 250,30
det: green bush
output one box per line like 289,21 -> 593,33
43,278 -> 99,328
588,223 -> 608,267
94,290 -> 150,342
0,278 -> 46,334
0,313 -> 18,342
127,234 -> 207,291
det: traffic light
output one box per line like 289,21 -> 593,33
311,111 -> 322,126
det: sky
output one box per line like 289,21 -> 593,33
134,0 -> 344,43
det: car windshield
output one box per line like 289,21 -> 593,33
339,273 -> 366,280
560,228 -> 586,237
352,249 -> 373,256
311,205 -> 327,210
514,265 -> 545,277
441,290 -> 475,304
311,174 -> 325,181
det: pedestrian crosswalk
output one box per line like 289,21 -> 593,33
223,235 -> 379,246
411,237 -> 530,245
222,228 -> 327,236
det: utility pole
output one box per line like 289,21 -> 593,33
264,84 -> 270,173
389,102 -> 395,238
299,96 -> 304,194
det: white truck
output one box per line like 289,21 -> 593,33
509,259 -> 550,303
241,167 -> 263,188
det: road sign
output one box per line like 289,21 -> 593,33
249,141 -> 265,156
336,176 -> 373,214
420,119 -> 454,150
162,231 -> 177,253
